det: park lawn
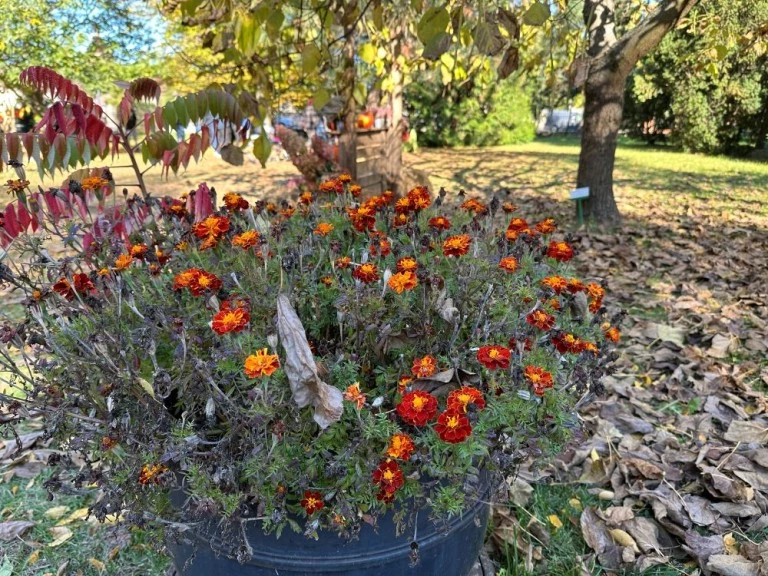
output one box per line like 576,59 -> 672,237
3,138 -> 768,574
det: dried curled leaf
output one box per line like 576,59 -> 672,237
276,294 -> 343,429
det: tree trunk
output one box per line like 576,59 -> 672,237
384,55 -> 404,193
338,32 -> 357,179
577,68 -> 625,225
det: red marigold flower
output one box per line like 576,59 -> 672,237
428,216 -> 451,231
173,268 -> 199,291
535,218 -> 557,234
193,215 -> 230,241
338,173 -> 352,184
460,198 -> 488,215
114,253 -> 133,272
373,459 -> 405,496
349,184 -> 362,197
392,213 -> 410,227
212,308 -> 250,335
541,276 -> 568,294
407,186 -> 431,210
476,345 -> 511,370
582,341 -> 599,354
352,263 -> 380,283
435,410 -> 472,443
508,217 -> 529,232
232,230 -> 260,250
382,190 -> 394,204
223,192 -> 249,211
386,434 -> 415,461
552,333 -> 584,354
567,278 -> 585,293
502,202 -> 518,213
101,436 -> 116,451
266,202 -> 278,215
300,490 -> 324,514
447,386 -> 486,413
80,176 -> 109,191
138,463 -> 167,485
188,270 -> 222,296
335,256 -> 352,269
545,297 -> 561,311
348,206 -> 376,232
546,241 -> 574,262
129,244 -> 149,259
314,222 -> 334,236
395,197 -> 413,214
526,309 -> 556,331
396,257 -> 418,273
319,179 -> 343,194
369,238 -> 391,257
387,271 -> 418,294
443,234 -> 471,257
166,199 -> 187,218
397,375 -> 413,395
53,278 -> 75,300
396,390 -> 438,426
586,283 -> 605,301
244,348 -> 280,378
524,365 -> 554,396
411,355 -> 438,378
343,383 -> 366,410
298,192 -> 313,205
604,326 -> 621,342
498,256 -> 518,273
72,273 -> 94,295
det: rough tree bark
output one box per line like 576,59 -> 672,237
384,24 -> 404,193
338,31 -> 358,179
578,0 -> 700,226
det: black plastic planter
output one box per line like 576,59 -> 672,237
168,476 -> 491,576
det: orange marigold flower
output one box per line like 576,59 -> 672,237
338,173 -> 352,184
314,222 -> 334,236
373,459 -> 404,501
189,270 -> 222,296
582,341 -> 599,354
392,213 -> 410,227
101,437 -> 117,451
113,253 -> 133,272
129,244 -> 149,259
382,190 -> 395,204
604,326 -> 621,342
232,230 -> 260,250
508,217 -> 529,232
586,283 -> 605,301
280,206 -> 295,219
527,309 -> 556,331
387,271 -> 418,294
546,297 -> 562,311
396,257 -> 418,273
541,276 -> 568,294
461,198 -> 488,215
477,345 -> 511,370
428,216 -> 451,231
343,382 -> 366,410
175,240 -> 189,251
53,278 -> 75,300
349,184 -> 362,197
222,192 -> 249,211
447,386 -> 486,413
348,206 -> 376,232
546,241 -> 574,262
166,199 -> 187,218
435,410 -> 472,443
244,348 -> 280,378
524,365 -> 555,396
193,215 -> 230,241
395,197 -> 413,214
97,268 -> 111,277
320,276 -> 333,286
397,375 -> 413,394
411,355 -> 438,378
5,179 -> 30,193
535,218 -> 557,234
212,308 -> 250,335
502,202 -> 517,213
396,391 -> 438,426
138,463 -> 167,485
335,256 -> 352,269
319,179 -> 343,194
80,176 -> 109,191
173,268 -> 199,290
352,263 -> 380,283
300,490 -> 324,514
266,202 -> 278,215
407,186 -> 431,210
443,234 -> 471,257
498,256 -> 518,273
299,192 -> 314,205
386,433 -> 415,461
552,333 -> 583,354
567,278 -> 585,293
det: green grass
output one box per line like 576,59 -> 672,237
0,471 -> 170,575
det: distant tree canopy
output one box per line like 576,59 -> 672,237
624,0 -> 768,155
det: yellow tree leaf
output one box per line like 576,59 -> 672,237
548,514 -> 563,529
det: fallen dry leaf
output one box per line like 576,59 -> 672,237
547,514 -> 563,529
276,294 -> 343,429
724,421 -> 768,444
42,506 -> 69,520
706,554 -> 759,576
47,526 -> 73,547
0,520 -> 35,541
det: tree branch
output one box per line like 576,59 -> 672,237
611,0 -> 701,77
